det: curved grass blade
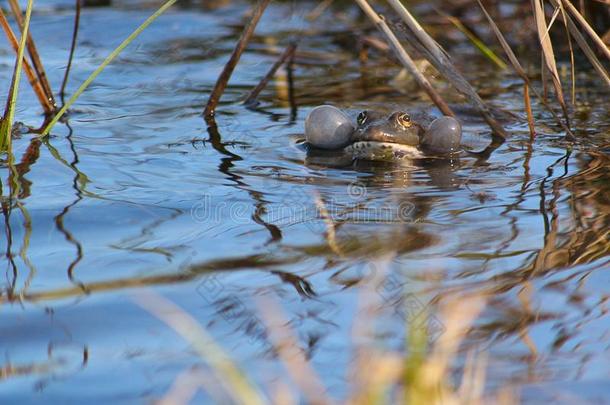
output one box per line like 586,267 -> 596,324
134,291 -> 269,405
0,0 -> 34,152
556,1 -> 576,105
40,0 -> 178,137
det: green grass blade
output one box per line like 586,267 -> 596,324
40,0 -> 178,137
135,292 -> 269,405
0,0 -> 34,152
444,14 -> 507,70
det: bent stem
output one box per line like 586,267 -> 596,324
203,0 -> 272,118
40,0 -> 178,137
0,9 -> 54,114
60,0 -> 82,105
7,0 -> 56,109
354,0 -> 454,117
385,0 -> 508,139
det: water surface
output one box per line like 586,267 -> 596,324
1,1 -> 609,403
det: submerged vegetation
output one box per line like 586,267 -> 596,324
1,0 -> 609,403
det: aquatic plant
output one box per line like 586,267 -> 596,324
0,0 -> 34,152
2,0 -> 609,151
137,288 -> 511,404
0,0 -> 178,152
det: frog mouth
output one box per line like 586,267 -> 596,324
345,127 -> 424,160
351,128 -> 422,147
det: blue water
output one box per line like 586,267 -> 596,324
1,1 -> 609,403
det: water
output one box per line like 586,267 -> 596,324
1,1 -> 609,403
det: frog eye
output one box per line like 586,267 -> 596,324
397,112 -> 411,127
357,111 -> 368,126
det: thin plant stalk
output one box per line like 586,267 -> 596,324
533,0 -> 570,126
8,0 -> 56,108
442,13 -> 507,69
243,42 -> 298,106
60,0 -> 82,105
556,1 -> 576,105
1,0 -> 34,152
40,0 -> 178,136
385,0 -> 508,138
475,0 -> 580,139
354,0 -> 454,117
203,0 -> 272,118
475,0 -> 535,136
523,83 -> 536,138
0,9 -> 53,114
560,0 -> 610,61
550,0 -> 610,88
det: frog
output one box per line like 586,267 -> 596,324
304,105 -> 462,161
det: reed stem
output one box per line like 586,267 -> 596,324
203,0 -> 272,118
355,0 -> 454,117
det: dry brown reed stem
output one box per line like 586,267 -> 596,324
359,35 -> 401,64
8,0 -> 56,109
243,42 -> 297,106
532,0 -> 570,126
474,0 -> 535,137
0,10 -> 53,114
307,0 -> 334,21
354,0 -> 455,117
384,0 -> 508,139
475,0 -> 578,139
555,2 -> 576,105
203,0 -> 272,118
550,0 -> 610,88
561,0 -> 610,61
60,0 -> 82,105
524,84 -> 536,137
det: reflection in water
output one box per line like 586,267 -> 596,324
0,343 -> 88,382
0,1 -> 609,401
1,197 -> 18,298
53,124 -> 84,286
14,139 -> 42,200
206,118 -> 283,244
